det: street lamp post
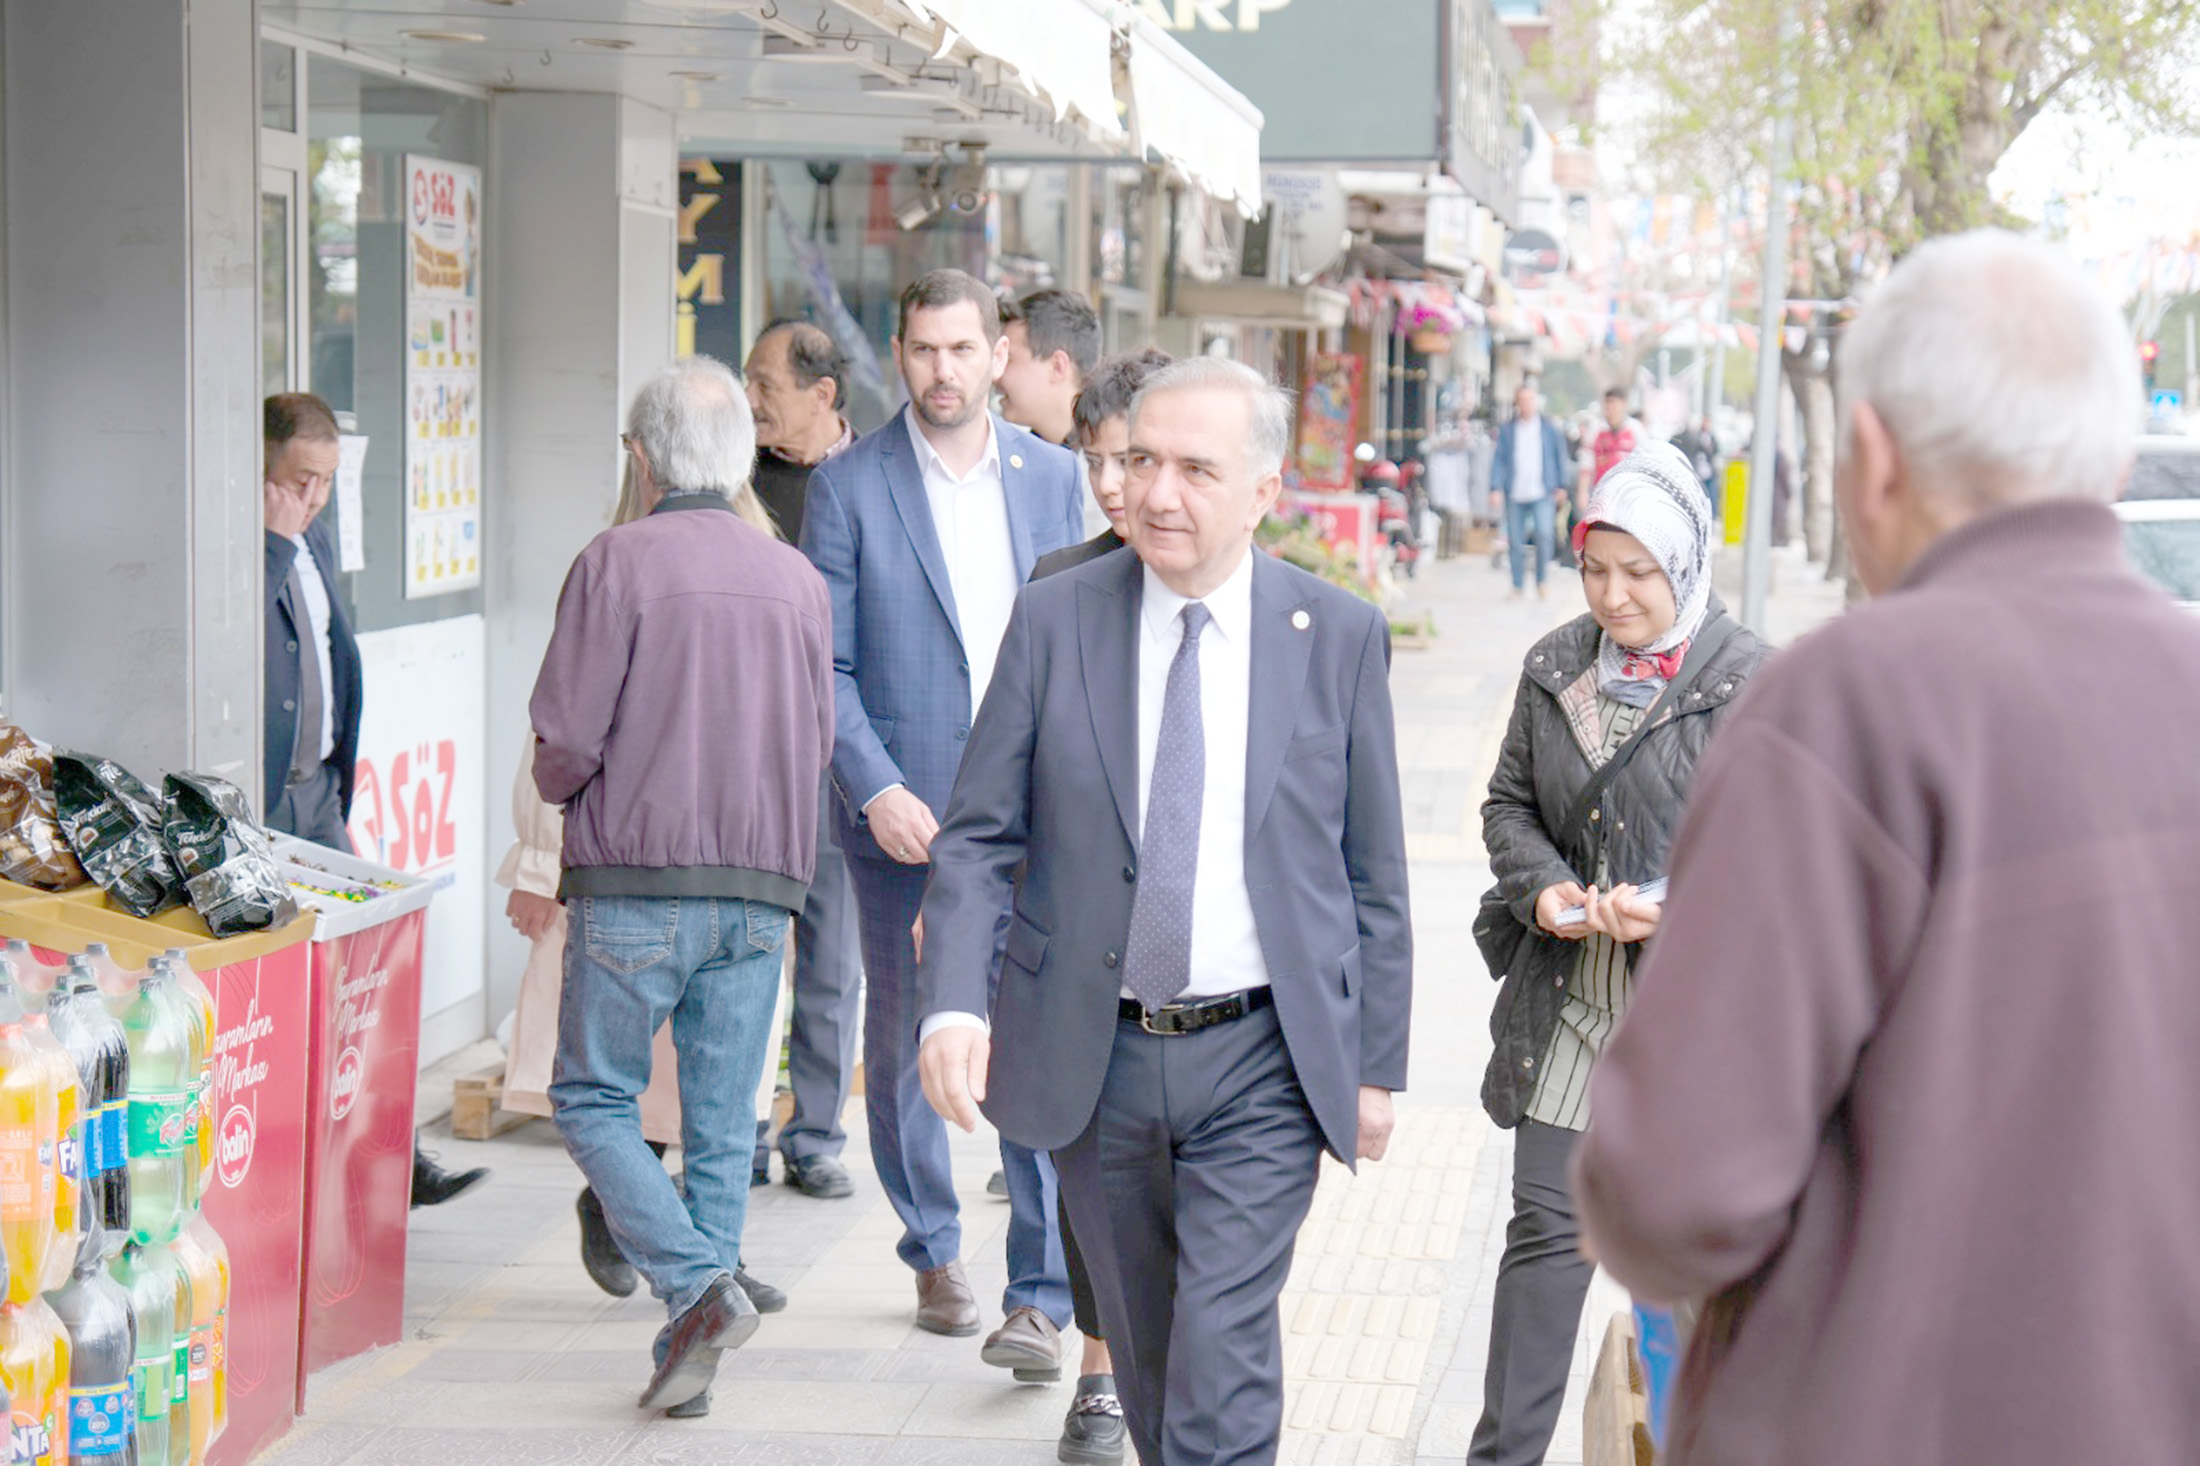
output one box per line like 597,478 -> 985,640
1742,0 -> 1798,633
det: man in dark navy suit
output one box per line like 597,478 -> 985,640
262,392 -> 484,1208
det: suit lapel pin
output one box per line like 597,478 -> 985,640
1291,609 -> 1311,631
1009,453 -> 1024,470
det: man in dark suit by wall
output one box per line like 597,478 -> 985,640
915,357 -> 1414,1464
262,392 -> 484,1208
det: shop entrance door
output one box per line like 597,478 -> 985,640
262,167 -> 302,394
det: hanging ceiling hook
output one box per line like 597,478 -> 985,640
540,48 -> 553,65
759,0 -> 779,17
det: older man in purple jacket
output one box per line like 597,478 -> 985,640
531,355 -> 833,1418
1574,232 -> 2200,1465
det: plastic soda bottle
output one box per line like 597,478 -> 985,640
43,1249 -> 137,1463
51,958 -> 132,1259
166,1250 -> 191,1466
160,953 -> 218,1203
12,987 -> 83,1294
173,1216 -> 227,1453
116,966 -> 194,1246
0,1294 -> 72,1466
0,980 -> 62,1308
110,1242 -> 174,1465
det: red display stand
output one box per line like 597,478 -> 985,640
0,883 -> 317,1466
273,838 -> 434,1400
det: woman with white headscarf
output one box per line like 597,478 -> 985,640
1465,441 -> 1769,1466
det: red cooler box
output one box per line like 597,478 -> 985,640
273,838 -> 437,1398
0,883 -> 317,1466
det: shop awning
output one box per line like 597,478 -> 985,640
849,0 -> 1124,141
1173,279 -> 1349,331
1118,9 -> 1265,216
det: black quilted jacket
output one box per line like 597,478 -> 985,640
1476,600 -> 1767,1126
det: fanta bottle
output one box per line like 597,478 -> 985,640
160,953 -> 218,1204
116,967 -> 194,1246
110,1242 -> 174,1464
174,1216 -> 227,1452
165,1249 -> 191,1466
0,1294 -> 72,1466
0,980 -> 62,1308
43,1248 -> 136,1464
11,988 -> 83,1294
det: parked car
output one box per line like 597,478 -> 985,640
2114,498 -> 2200,612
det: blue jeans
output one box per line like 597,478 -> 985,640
1505,496 -> 1556,590
551,895 -> 789,1319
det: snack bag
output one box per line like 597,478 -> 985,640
161,773 -> 299,937
53,754 -> 186,917
0,721 -> 86,890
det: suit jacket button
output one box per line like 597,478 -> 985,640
1122,865 -> 1136,883
286,639 -> 299,653
281,699 -> 296,712
956,726 -> 969,741
1104,951 -> 1120,969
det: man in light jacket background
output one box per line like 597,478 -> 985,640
1488,383 -> 1574,599
531,355 -> 833,1417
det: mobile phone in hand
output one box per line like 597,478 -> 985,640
1556,877 -> 1669,927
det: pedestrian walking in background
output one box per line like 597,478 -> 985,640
1575,231 -> 2200,1466
1014,342 -> 1174,1465
916,357 -> 1413,1466
742,319 -> 867,1200
1489,383 -> 1574,600
1670,417 -> 1720,517
531,355 -> 833,1416
1587,389 -> 1646,490
798,268 -> 1084,1372
496,451 -> 790,1317
1468,440 -> 1766,1466
997,287 -> 1103,451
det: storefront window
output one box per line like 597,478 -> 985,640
305,58 -> 484,632
759,159 -> 1076,433
260,41 -> 296,133
261,191 -> 290,396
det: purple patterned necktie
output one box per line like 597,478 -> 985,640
1124,601 -> 1210,1011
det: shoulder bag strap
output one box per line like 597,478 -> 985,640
1554,613 -> 1739,843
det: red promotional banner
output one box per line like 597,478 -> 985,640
1296,352 -> 1364,491
297,906 -> 428,1390
203,946 -> 313,1466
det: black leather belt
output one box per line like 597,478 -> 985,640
1119,987 -> 1273,1037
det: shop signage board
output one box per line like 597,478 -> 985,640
348,614 -> 487,1042
403,155 -> 482,599
1297,351 -> 1364,490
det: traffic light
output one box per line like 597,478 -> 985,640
2141,339 -> 2160,389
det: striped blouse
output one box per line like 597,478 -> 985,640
1525,694 -> 1645,1132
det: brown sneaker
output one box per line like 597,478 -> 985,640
914,1258 -> 981,1336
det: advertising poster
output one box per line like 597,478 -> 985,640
402,156 -> 482,598
1297,351 -> 1363,490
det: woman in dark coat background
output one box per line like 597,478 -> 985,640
1468,442 -> 1769,1466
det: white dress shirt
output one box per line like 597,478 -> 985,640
905,406 -> 1019,723
919,548 -> 1269,1041
1133,551 -> 1270,1002
288,531 -> 338,761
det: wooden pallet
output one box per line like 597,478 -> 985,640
451,1063 -> 534,1141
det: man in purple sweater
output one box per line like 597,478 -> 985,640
1574,231 -> 2200,1464
530,356 -> 834,1417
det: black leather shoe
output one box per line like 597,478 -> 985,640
1058,1374 -> 1127,1464
665,1390 -> 710,1419
577,1188 -> 637,1298
985,1168 -> 1009,1199
783,1153 -> 854,1199
734,1267 -> 786,1314
411,1147 -> 489,1209
638,1274 -> 756,1412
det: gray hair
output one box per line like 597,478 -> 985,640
625,355 -> 757,499
1129,356 -> 1295,484
1836,230 -> 2140,509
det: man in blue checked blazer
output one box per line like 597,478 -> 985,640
799,269 -> 1085,1371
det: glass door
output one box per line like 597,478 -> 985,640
261,168 -> 300,395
